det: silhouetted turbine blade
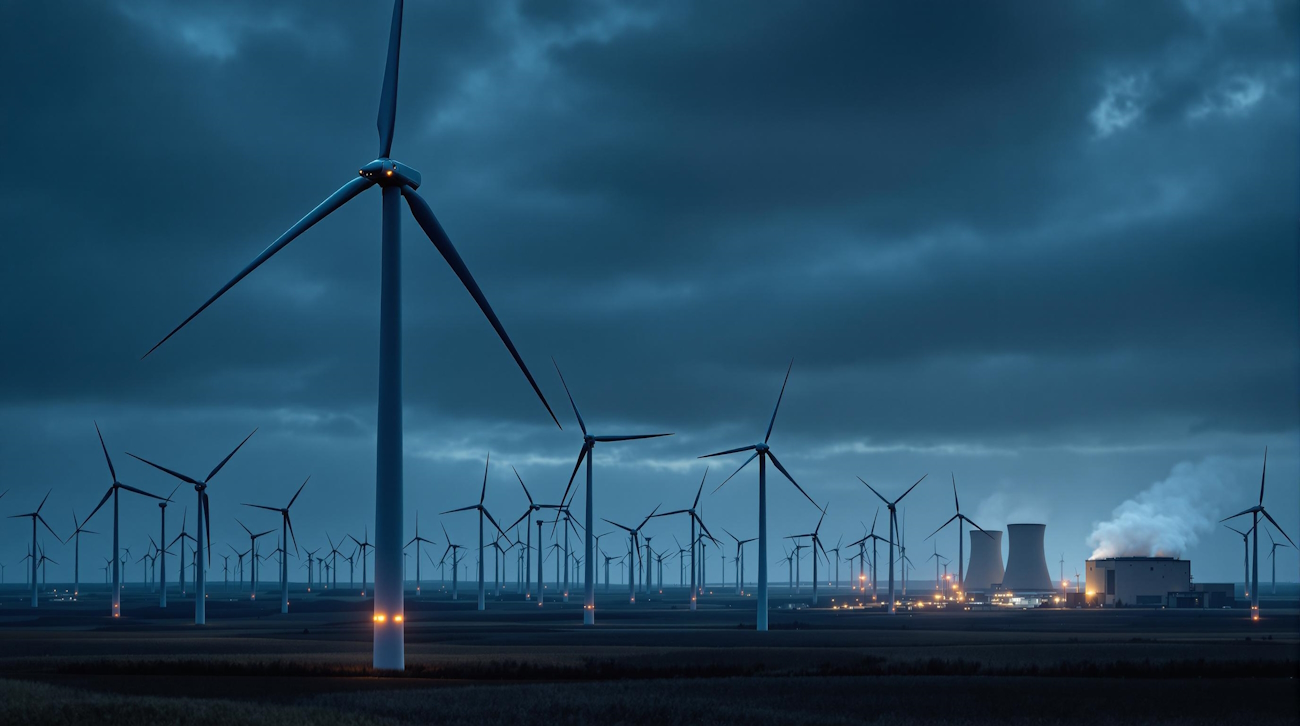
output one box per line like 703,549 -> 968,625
127,454 -> 200,487
144,179 -> 372,358
714,451 -> 759,493
767,451 -> 818,508
94,421 -> 117,482
593,434 -> 672,442
84,487 -> 114,525
288,476 -> 310,509
561,443 -> 590,504
551,359 -> 586,435
699,444 -> 756,459
896,474 -> 927,504
207,429 -> 258,483
765,359 -> 794,444
402,185 -> 560,428
377,0 -> 404,158
925,514 -> 960,541
1261,509 -> 1295,547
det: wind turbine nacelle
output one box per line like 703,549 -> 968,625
361,158 -> 422,189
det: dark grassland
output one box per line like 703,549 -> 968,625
2,583 -> 1296,725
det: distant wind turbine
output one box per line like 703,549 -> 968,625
700,361 -> 819,631
8,491 -> 58,607
403,514 -> 436,598
655,470 -> 717,611
128,429 -> 257,624
602,505 -> 661,605
237,519 -> 277,600
1266,530 -> 1291,595
67,510 -> 98,599
156,484 -> 180,607
139,0 -> 560,670
442,456 -> 506,610
242,476 -> 309,613
785,506 -> 830,604
553,361 -> 672,624
924,474 -> 992,593
1221,449 -> 1294,620
860,474 -> 926,614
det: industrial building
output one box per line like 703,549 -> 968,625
1002,523 -> 1055,592
1085,557 -> 1191,607
964,529 -> 1004,592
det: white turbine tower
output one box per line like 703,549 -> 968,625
138,0 -> 559,669
699,361 -> 820,631
1221,449 -> 1294,621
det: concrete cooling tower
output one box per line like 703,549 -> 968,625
964,529 -> 1004,592
1002,523 -> 1054,592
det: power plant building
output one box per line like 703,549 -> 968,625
1001,523 -> 1055,592
964,529 -> 1004,593
1085,557 -> 1191,607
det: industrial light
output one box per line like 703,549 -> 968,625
393,614 -> 403,623
374,613 -> 386,622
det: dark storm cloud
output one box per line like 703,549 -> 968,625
0,0 -> 1295,583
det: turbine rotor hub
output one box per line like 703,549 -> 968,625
755,443 -> 769,452
360,158 -> 423,189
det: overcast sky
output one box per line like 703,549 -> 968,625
1,0 -> 1296,588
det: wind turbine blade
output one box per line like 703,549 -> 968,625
118,483 -> 164,500
592,434 -> 673,442
713,451 -> 758,493
126,453 -> 200,486
94,421 -> 117,482
1219,508 -> 1255,522
601,518 -> 633,532
1259,510 -> 1295,547
376,0 -> 404,157
895,474 -> 928,504
952,473 -> 960,513
401,186 -> 561,428
206,429 -> 257,483
243,504 -> 282,513
766,451 -> 818,508
36,514 -> 60,541
288,476 -> 310,509
480,454 -> 490,505
505,510 -> 531,531
203,492 -> 212,563
143,178 -> 372,358
286,514 -> 299,556
637,504 -> 662,531
551,359 -> 587,435
693,468 -> 708,510
512,467 -> 534,506
440,505 -> 479,514
698,444 -> 756,459
722,527 -> 738,544
1258,446 -> 1267,506
857,478 -> 890,505
560,442 -> 590,506
84,488 -> 114,525
925,514 -> 960,541
765,359 -> 794,444
962,514 -> 995,538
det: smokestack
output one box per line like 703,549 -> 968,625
1002,523 -> 1054,592
964,529 -> 1004,592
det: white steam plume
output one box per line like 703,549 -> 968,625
1087,458 -> 1234,559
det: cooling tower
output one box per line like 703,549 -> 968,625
1002,523 -> 1054,592
964,529 -> 1004,592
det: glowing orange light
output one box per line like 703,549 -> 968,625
386,170 -> 393,176
374,613 -> 386,622
393,614 -> 403,623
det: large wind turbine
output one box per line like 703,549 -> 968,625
82,424 -> 165,617
67,511 -> 98,599
1221,449 -> 1294,620
924,474 -> 991,594
655,470 -> 716,611
242,477 -> 309,613
9,491 -> 59,607
552,361 -> 672,625
128,430 -> 256,624
699,361 -> 819,631
140,0 -> 559,670
860,475 -> 926,614
442,456 -> 506,610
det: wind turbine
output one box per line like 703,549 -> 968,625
236,519 -> 276,600
926,541 -> 948,595
304,548 -> 320,592
403,513 -> 436,598
442,455 -> 506,610
170,509 -> 196,596
439,523 -> 464,601
859,474 -> 926,614
654,470 -> 716,611
602,505 -> 661,604
37,544 -> 58,588
504,468 -> 563,601
140,0 -> 560,670
553,361 -> 672,625
1266,530 -> 1291,595
155,484 -> 180,607
924,474 -> 991,594
348,528 -> 374,596
722,528 -> 757,595
1221,449 -> 1294,620
242,476 -> 309,613
700,361 -> 819,631
785,506 -> 829,604
8,491 -> 58,607
82,423 -> 166,617
827,535 -> 843,590
67,510 -> 98,599
127,429 -> 257,624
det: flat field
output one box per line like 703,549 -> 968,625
1,582 -> 1296,725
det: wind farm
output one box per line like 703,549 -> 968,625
1,1 -> 1297,725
